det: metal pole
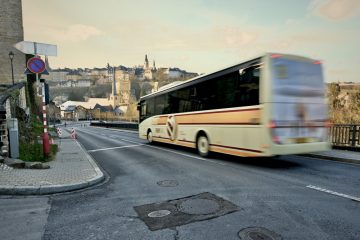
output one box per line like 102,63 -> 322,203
10,58 -> 14,85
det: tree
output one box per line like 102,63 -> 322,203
327,83 -> 341,123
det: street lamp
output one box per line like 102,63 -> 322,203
8,51 -> 15,85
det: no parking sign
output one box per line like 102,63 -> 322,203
27,57 -> 46,74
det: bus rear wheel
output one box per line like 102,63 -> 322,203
147,130 -> 153,144
197,135 -> 210,157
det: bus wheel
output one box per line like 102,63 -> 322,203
147,130 -> 153,144
197,134 -> 210,157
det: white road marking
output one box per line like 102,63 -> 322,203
145,144 -> 227,166
306,185 -> 360,202
88,144 -> 144,153
79,129 -> 226,166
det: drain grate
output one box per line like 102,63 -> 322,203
238,227 -> 282,240
157,180 -> 179,187
134,192 -> 239,231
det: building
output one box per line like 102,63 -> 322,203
66,70 -> 82,81
143,54 -> 157,80
48,69 -> 68,82
0,0 -> 26,84
108,65 -> 131,107
76,79 -> 92,87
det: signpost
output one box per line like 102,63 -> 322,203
14,41 -> 57,56
14,41 -> 58,157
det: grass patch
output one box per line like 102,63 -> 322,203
19,141 -> 58,162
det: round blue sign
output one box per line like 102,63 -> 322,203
27,57 -> 46,74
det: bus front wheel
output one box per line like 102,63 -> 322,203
147,130 -> 153,144
197,134 -> 210,157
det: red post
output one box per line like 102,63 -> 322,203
43,132 -> 50,156
41,76 -> 50,157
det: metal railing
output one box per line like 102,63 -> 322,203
329,124 -> 360,150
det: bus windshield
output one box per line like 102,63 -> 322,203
269,56 -> 327,145
271,57 -> 325,103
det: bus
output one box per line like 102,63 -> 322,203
138,53 -> 330,157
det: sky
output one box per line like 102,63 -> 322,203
22,0 -> 360,82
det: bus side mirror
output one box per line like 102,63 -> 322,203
137,104 -> 141,111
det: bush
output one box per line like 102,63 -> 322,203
19,141 -> 58,162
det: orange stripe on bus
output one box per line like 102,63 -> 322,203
153,108 -> 261,125
210,146 -> 260,157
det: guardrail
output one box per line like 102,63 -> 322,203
90,122 -> 138,131
329,124 -> 360,151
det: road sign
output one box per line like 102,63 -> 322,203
14,41 -> 57,56
27,57 -> 46,74
56,127 -> 62,137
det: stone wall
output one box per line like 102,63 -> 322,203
0,83 -> 27,156
0,0 -> 26,85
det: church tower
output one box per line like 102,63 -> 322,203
144,54 -> 149,70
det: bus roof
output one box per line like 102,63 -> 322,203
139,53 -> 319,100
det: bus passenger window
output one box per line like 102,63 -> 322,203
146,98 -> 155,116
141,103 -> 146,116
237,66 -> 260,106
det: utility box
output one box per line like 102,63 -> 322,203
7,118 -> 19,158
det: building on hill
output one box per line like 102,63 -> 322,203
108,64 -> 131,108
66,70 -> 82,81
165,67 -> 198,79
46,69 -> 68,82
143,54 -> 157,80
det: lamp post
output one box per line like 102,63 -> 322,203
8,51 -> 15,85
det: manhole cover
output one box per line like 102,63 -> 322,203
157,180 -> 179,187
148,210 -> 171,218
238,227 -> 282,240
134,192 -> 239,231
178,198 -> 220,215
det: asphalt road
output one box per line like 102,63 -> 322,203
1,126 -> 360,240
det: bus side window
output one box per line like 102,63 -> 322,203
146,98 -> 155,117
237,66 -> 260,106
168,92 -> 179,114
139,101 -> 147,122
155,95 -> 167,115
141,102 -> 146,116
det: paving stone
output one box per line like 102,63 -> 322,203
4,158 -> 25,169
0,135 -> 104,195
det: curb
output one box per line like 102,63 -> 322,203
0,139 -> 105,196
299,154 -> 360,165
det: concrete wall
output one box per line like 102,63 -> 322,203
0,0 -> 26,84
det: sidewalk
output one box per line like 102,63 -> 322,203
0,130 -> 104,195
302,149 -> 360,165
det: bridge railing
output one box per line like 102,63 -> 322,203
329,124 -> 360,150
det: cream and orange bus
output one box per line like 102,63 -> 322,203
138,53 -> 330,157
